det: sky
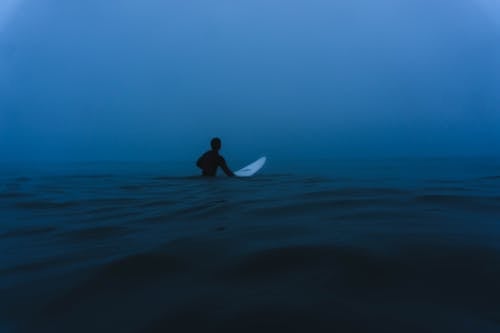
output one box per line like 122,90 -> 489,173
1,0 -> 499,162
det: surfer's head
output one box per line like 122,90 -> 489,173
211,137 -> 221,151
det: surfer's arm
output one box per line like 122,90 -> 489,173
196,154 -> 205,169
219,157 -> 234,177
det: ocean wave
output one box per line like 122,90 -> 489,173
415,194 -> 497,205
480,175 -> 500,181
14,177 -> 31,182
59,226 -> 132,241
337,210 -> 418,221
15,200 -> 79,210
43,252 -> 188,309
300,187 -> 408,199
224,245 -> 343,278
0,226 -> 57,239
0,192 -> 32,199
0,256 -> 76,276
6,240 -> 500,333
138,200 -> 177,208
249,198 -> 390,216
92,253 -> 188,281
119,185 -> 146,191
65,174 -> 114,179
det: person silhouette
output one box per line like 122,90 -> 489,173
196,137 -> 234,177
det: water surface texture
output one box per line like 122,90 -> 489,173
1,158 -> 500,332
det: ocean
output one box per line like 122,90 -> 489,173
1,157 -> 499,332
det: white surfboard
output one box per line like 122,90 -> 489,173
234,157 -> 266,177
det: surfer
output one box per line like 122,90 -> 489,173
196,137 -> 234,177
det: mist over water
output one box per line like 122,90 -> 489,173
1,0 -> 500,162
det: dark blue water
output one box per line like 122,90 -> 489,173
1,158 -> 500,332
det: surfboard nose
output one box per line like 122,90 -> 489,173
234,157 -> 266,177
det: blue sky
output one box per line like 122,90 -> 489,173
1,0 -> 499,162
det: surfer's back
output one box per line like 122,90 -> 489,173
196,150 -> 233,177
